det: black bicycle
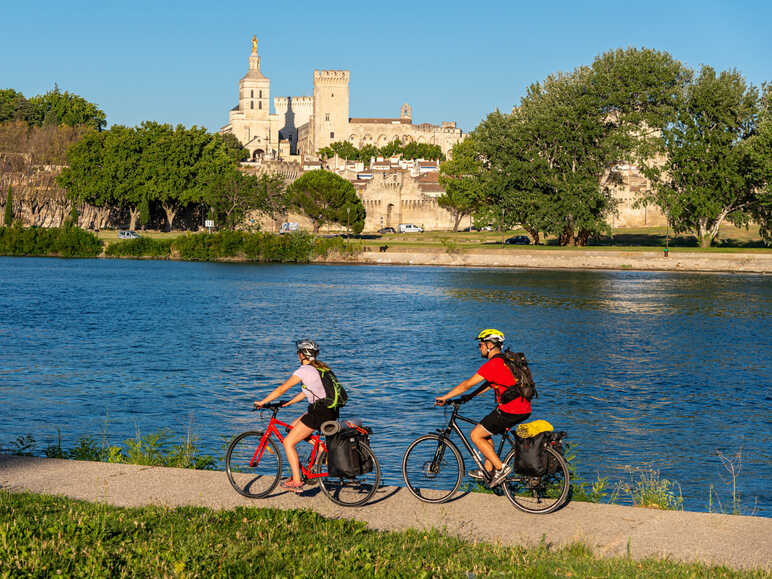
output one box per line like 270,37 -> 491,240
401,398 -> 570,514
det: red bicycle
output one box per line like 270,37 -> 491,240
225,401 -> 381,507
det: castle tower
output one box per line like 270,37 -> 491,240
312,70 -> 350,152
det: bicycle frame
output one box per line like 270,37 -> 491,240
253,406 -> 328,481
435,402 -> 515,477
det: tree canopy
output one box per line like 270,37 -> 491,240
1,87 -> 106,131
287,170 -> 365,233
639,67 -> 770,246
318,139 -> 445,165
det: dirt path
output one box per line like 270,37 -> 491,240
1,455 -> 770,571
319,249 -> 772,274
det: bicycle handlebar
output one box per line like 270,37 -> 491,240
252,400 -> 289,411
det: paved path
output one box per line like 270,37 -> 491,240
2,455 -> 770,571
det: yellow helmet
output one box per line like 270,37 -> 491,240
476,328 -> 505,344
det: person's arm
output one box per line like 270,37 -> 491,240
436,373 -> 485,405
255,374 -> 301,407
283,390 -> 306,406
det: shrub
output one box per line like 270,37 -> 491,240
0,225 -> 102,257
105,237 -> 173,257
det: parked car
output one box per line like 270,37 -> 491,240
461,226 -> 478,232
279,222 -> 299,234
398,224 -> 424,233
504,235 -> 530,245
480,225 -> 494,231
118,230 -> 141,239
378,227 -> 396,234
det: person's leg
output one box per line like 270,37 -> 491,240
471,424 -> 503,471
284,421 -> 314,483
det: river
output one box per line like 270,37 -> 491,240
1,257 -> 770,515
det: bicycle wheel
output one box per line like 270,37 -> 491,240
402,434 -> 463,503
316,443 -> 381,507
225,431 -> 282,498
502,446 -> 570,514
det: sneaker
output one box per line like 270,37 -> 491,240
280,479 -> 305,493
467,469 -> 487,480
488,464 -> 513,487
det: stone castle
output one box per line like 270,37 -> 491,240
223,36 -> 663,233
221,36 -> 464,161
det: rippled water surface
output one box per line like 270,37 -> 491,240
1,258 -> 770,515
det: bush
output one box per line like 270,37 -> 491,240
0,225 -> 102,257
171,231 -> 340,263
105,237 -> 173,257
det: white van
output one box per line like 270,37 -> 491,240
398,223 -> 423,233
279,222 -> 299,234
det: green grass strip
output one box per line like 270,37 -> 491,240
1,491 -> 761,577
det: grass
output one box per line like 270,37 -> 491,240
0,491 -> 761,577
362,224 -> 770,252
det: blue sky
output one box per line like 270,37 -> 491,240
1,0 -> 769,133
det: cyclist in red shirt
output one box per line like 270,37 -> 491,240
435,328 -> 531,487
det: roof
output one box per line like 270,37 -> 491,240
348,118 -> 412,125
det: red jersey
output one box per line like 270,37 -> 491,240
478,357 -> 532,415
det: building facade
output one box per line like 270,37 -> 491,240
221,37 -> 464,161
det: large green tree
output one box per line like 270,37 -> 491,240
438,137 -> 486,231
469,48 -> 689,245
287,170 -> 365,233
640,67 -> 768,247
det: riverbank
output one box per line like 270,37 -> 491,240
318,247 -> 772,273
2,455 -> 770,571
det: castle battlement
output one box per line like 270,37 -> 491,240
274,96 -> 313,106
314,70 -> 350,82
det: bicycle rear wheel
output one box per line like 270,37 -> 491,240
225,431 -> 282,498
402,434 -> 463,503
502,446 -> 570,514
316,443 -> 381,507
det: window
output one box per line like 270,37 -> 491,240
325,113 -> 330,121
259,101 -> 262,110
250,101 -> 254,109
259,90 -> 262,98
330,132 -> 334,139
250,90 -> 254,98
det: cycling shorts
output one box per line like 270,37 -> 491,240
300,401 -> 339,431
479,409 -> 530,435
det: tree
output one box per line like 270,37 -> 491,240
4,186 -> 13,226
28,87 -> 106,131
438,137 -> 485,231
287,170 -> 365,233
640,67 -> 766,247
747,85 -> 772,243
0,89 -> 32,123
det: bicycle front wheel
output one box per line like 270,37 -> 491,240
225,431 -> 282,498
316,443 -> 381,507
502,446 -> 570,514
402,434 -> 463,503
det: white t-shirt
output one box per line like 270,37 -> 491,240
292,364 -> 326,403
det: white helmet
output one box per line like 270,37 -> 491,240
296,339 -> 320,359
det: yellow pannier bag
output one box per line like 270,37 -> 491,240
516,419 -> 554,438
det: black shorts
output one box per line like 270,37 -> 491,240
478,409 -> 530,435
300,402 -> 339,431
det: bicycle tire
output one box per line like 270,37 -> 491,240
316,443 -> 381,507
402,434 -> 464,503
225,431 -> 282,498
501,445 -> 570,514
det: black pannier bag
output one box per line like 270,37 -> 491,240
514,431 -> 566,476
326,426 -> 373,478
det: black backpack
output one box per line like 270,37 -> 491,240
326,426 -> 373,478
317,367 -> 348,410
494,350 -> 538,403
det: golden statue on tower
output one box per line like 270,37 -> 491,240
251,35 -> 258,53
